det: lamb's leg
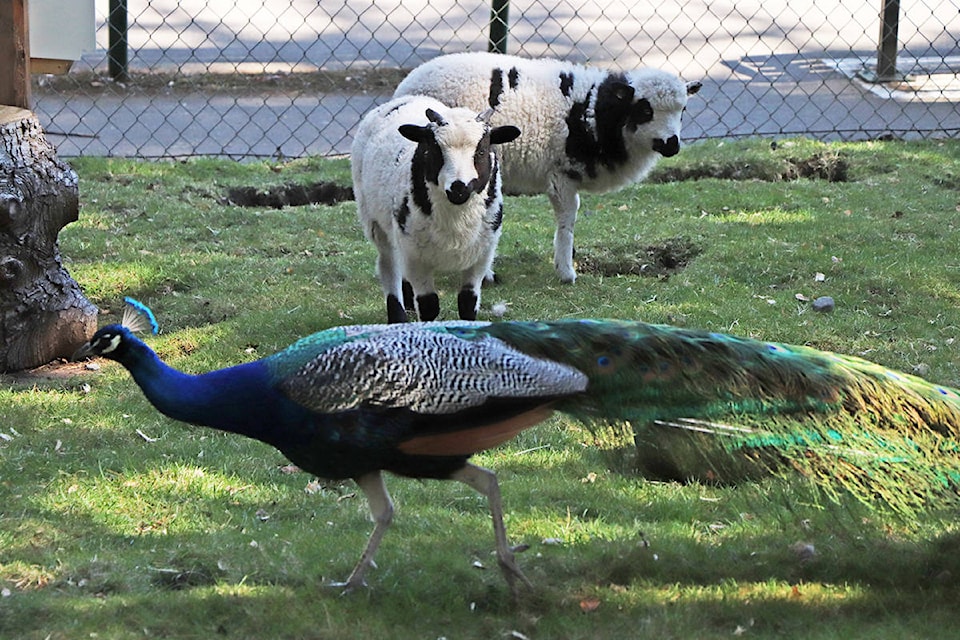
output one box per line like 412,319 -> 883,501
547,185 -> 580,284
368,222 -> 406,323
401,280 -> 415,311
458,246 -> 496,320
405,265 -> 440,321
457,285 -> 479,320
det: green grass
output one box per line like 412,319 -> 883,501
3,138 -> 960,638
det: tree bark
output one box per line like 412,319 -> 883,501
0,106 -> 97,371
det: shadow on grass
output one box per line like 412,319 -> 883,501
4,394 -> 960,638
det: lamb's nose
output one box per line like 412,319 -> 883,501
653,135 -> 680,157
446,181 -> 471,205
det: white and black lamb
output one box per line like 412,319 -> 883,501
394,52 -> 702,283
351,95 -> 520,323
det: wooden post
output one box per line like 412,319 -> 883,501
0,107 -> 98,371
0,0 -> 31,109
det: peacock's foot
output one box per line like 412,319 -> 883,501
324,577 -> 368,596
497,551 -> 533,594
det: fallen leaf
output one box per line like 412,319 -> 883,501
579,597 -> 601,613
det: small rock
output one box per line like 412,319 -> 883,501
790,541 -> 816,561
812,296 -> 835,312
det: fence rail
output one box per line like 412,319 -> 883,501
31,0 -> 960,159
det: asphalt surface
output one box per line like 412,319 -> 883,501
28,1 -> 960,158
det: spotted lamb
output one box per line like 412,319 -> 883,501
351,95 -> 521,323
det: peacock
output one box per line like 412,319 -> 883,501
73,299 -> 960,593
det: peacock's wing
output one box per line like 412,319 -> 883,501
266,323 -> 588,457
272,323 -> 587,460
272,322 -> 587,414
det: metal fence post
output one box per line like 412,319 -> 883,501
858,0 -> 911,83
108,0 -> 129,82
488,0 -> 509,54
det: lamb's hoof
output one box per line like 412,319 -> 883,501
555,262 -> 577,284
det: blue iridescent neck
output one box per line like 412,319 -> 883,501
114,333 -> 296,441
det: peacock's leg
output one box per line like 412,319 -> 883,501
328,471 -> 394,593
451,463 -> 533,593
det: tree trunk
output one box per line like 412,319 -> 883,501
0,106 -> 97,372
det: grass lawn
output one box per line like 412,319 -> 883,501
2,138 -> 960,638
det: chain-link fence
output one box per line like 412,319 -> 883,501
32,0 -> 960,159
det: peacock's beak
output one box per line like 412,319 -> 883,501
71,341 -> 95,362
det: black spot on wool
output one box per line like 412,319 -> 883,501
489,68 -> 505,108
559,71 -> 574,97
472,134 -> 494,198
564,73 -> 640,178
484,160 -> 501,215
409,135 -> 442,217
627,98 -> 654,131
593,74 -> 637,170
564,88 -> 598,179
507,67 -> 520,89
394,198 -> 411,232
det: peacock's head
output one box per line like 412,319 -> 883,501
73,325 -> 137,361
72,297 -> 160,362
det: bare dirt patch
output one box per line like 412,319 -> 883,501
0,359 -> 94,388
577,236 -> 702,278
226,182 -> 354,208
651,151 -> 849,183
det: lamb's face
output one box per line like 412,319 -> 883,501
400,108 -> 521,206
627,71 -> 702,159
434,112 -> 494,205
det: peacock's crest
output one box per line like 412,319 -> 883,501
120,297 -> 160,335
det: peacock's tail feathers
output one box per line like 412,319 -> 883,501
479,319 -> 960,516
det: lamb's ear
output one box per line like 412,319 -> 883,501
399,124 -> 432,143
425,108 -> 447,126
490,125 -> 521,145
687,81 -> 703,96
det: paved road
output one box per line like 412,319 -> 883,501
30,0 -> 960,158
